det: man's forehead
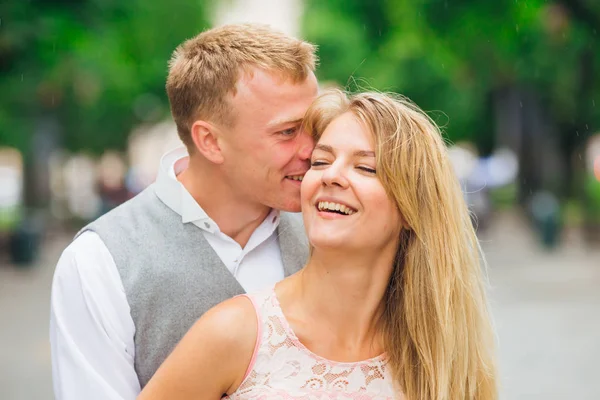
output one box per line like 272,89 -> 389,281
235,68 -> 291,96
226,67 -> 317,131
266,117 -> 304,130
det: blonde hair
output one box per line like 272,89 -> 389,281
302,90 -> 498,400
166,23 -> 318,148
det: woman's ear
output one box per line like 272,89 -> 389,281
189,120 -> 224,164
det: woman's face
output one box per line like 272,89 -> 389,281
301,112 -> 402,253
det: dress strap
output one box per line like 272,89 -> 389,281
235,293 -> 263,383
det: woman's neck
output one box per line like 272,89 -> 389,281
278,245 -> 397,361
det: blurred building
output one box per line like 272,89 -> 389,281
214,0 -> 302,36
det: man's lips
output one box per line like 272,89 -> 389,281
285,174 -> 304,182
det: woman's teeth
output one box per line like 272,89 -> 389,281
317,201 -> 355,215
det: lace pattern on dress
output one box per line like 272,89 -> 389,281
224,287 -> 399,400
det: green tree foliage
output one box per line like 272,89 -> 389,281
2,0 -> 599,166
0,0 -> 210,154
303,0 -> 600,157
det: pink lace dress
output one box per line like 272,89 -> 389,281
223,287 -> 400,400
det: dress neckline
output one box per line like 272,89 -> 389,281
270,286 -> 388,366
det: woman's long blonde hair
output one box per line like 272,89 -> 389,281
302,89 -> 497,400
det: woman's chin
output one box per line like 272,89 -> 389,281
308,236 -> 351,252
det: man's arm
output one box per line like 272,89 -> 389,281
50,231 -> 141,399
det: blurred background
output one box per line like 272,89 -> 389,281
1,0 -> 599,398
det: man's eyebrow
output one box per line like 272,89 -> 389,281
266,117 -> 303,129
314,144 -> 375,158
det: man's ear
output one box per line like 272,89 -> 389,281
190,120 -> 224,164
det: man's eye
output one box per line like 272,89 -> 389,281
280,127 -> 298,136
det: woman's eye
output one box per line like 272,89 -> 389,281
311,161 -> 327,167
357,166 -> 376,174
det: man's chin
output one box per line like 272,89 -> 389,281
273,199 -> 302,213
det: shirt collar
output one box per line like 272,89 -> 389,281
153,146 -> 281,234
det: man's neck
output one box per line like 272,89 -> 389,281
176,159 -> 271,248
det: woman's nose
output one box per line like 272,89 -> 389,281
321,162 -> 349,188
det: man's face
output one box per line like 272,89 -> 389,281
218,68 -> 319,212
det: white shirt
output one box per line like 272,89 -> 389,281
49,147 -> 285,400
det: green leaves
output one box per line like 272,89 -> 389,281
302,0 -> 600,154
0,0 -> 210,154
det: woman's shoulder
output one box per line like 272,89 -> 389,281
195,286 -> 276,349
139,294 -> 262,397
197,294 -> 259,350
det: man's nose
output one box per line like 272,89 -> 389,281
297,131 -> 315,161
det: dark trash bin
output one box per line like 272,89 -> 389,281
9,216 -> 43,267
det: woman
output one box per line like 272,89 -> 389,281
139,90 -> 498,399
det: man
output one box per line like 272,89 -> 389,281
50,24 -> 319,399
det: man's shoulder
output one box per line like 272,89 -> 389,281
98,186 -> 157,221
77,186 -> 158,236
277,212 -> 309,263
54,230 -> 123,295
279,212 -> 307,239
279,212 -> 304,226
62,230 -> 110,265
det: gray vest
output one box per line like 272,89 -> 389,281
76,184 -> 308,388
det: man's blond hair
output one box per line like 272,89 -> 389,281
166,23 -> 318,148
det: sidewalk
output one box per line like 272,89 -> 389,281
480,211 -> 600,399
0,232 -> 71,400
0,212 -> 598,399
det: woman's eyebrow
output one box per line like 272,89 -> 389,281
354,150 -> 375,157
314,144 -> 334,154
314,144 -> 374,158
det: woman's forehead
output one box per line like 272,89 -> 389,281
317,113 -> 375,149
